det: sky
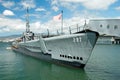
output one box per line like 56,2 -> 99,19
0,0 -> 120,36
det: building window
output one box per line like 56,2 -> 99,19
107,25 -> 110,29
100,24 -> 102,28
114,25 -> 118,30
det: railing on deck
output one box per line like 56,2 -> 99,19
39,23 -> 86,38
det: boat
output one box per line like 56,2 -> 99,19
12,8 -> 99,68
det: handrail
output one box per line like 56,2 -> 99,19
37,23 -> 86,38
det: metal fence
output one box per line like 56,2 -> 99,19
40,23 -> 85,37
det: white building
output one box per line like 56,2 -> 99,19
88,19 -> 120,37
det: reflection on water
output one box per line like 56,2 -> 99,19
22,56 -> 89,80
0,42 -> 120,80
85,45 -> 120,80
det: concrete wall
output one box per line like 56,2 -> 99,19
88,19 -> 120,37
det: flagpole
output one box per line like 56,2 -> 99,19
61,10 -> 63,34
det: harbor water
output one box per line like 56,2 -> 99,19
0,42 -> 120,80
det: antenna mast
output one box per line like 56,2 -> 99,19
26,7 -> 30,33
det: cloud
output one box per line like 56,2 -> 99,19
0,8 -> 100,34
51,0 -> 59,11
13,7 -> 21,10
51,0 -> 58,5
115,6 -> 120,10
35,17 -> 85,34
0,12 -> 102,35
0,17 -> 25,33
60,2 -> 79,11
3,10 -> 15,16
0,0 -> 2,2
33,8 -> 104,34
51,0 -> 117,10
30,18 -> 90,34
52,6 -> 59,12
1,1 -> 15,8
82,0 -> 117,10
20,0 -> 36,9
35,7 -> 46,12
30,22 -> 42,32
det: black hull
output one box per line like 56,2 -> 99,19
12,46 -> 85,68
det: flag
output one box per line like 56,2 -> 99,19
53,13 -> 62,20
